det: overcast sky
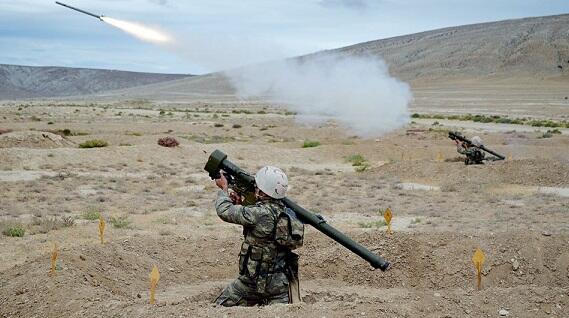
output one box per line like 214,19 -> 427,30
1,0 -> 568,74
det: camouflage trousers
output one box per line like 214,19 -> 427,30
214,272 -> 289,306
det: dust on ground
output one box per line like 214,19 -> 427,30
0,98 -> 568,317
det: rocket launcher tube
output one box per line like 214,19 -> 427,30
205,149 -> 391,271
448,131 -> 505,160
55,1 -> 103,20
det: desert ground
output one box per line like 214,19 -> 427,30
0,83 -> 568,318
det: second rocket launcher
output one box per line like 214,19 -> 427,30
204,149 -> 391,271
55,1 -> 103,21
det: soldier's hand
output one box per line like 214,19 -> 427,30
229,191 -> 242,204
215,172 -> 228,192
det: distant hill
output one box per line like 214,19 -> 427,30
104,14 -> 569,101
0,64 -> 191,100
331,13 -> 569,82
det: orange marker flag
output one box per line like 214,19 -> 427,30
99,214 -> 106,245
472,248 -> 485,290
384,208 -> 393,235
149,265 -> 161,305
50,242 -> 59,277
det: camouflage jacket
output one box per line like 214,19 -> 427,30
457,145 -> 485,161
215,190 -> 289,285
456,145 -> 484,159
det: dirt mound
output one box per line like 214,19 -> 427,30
379,158 -> 569,188
1,231 -> 568,317
0,131 -> 75,149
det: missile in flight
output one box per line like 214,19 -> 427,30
55,1 -> 103,21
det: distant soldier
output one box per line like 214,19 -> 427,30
213,166 -> 302,306
456,135 -> 485,165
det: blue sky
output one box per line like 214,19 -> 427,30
1,0 -> 568,74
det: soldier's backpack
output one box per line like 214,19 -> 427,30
274,207 -> 304,250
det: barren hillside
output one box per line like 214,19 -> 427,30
0,64 -> 191,100
332,13 -> 569,81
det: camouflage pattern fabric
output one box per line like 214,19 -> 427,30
214,190 -> 293,306
457,145 -> 485,165
215,272 -> 289,306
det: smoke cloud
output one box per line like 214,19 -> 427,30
226,54 -> 412,137
98,16 -> 411,137
101,17 -> 173,44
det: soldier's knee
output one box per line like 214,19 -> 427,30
214,279 -> 250,307
265,272 -> 289,304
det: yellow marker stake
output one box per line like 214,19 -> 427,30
149,265 -> 161,305
99,215 -> 106,245
472,248 -> 485,290
384,208 -> 393,235
50,242 -> 59,277
507,153 -> 513,161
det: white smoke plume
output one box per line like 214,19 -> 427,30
101,17 -> 173,44
226,54 -> 412,137
102,16 -> 290,72
97,17 -> 411,137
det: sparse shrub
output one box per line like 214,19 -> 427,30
82,211 -> 101,220
284,111 -> 296,116
214,123 -> 224,127
157,136 -> 179,147
119,143 -> 133,146
32,215 -> 71,234
159,110 -> 165,115
47,121 -> 54,125
302,140 -> 320,148
346,154 -> 369,172
48,128 -> 72,137
346,154 -> 366,166
61,216 -> 75,228
541,131 -> 553,138
432,121 -> 440,126
110,216 -> 131,229
548,129 -> 562,134
2,225 -> 25,237
354,163 -> 370,172
257,110 -> 267,114
79,139 -> 108,148
125,131 -> 142,136
232,124 -> 242,129
31,116 -> 41,122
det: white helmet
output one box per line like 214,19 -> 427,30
255,166 -> 288,199
471,136 -> 483,147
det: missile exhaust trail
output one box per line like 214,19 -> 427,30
55,1 -> 103,21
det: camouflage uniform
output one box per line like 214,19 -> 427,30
214,190 -> 295,306
457,144 -> 485,165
